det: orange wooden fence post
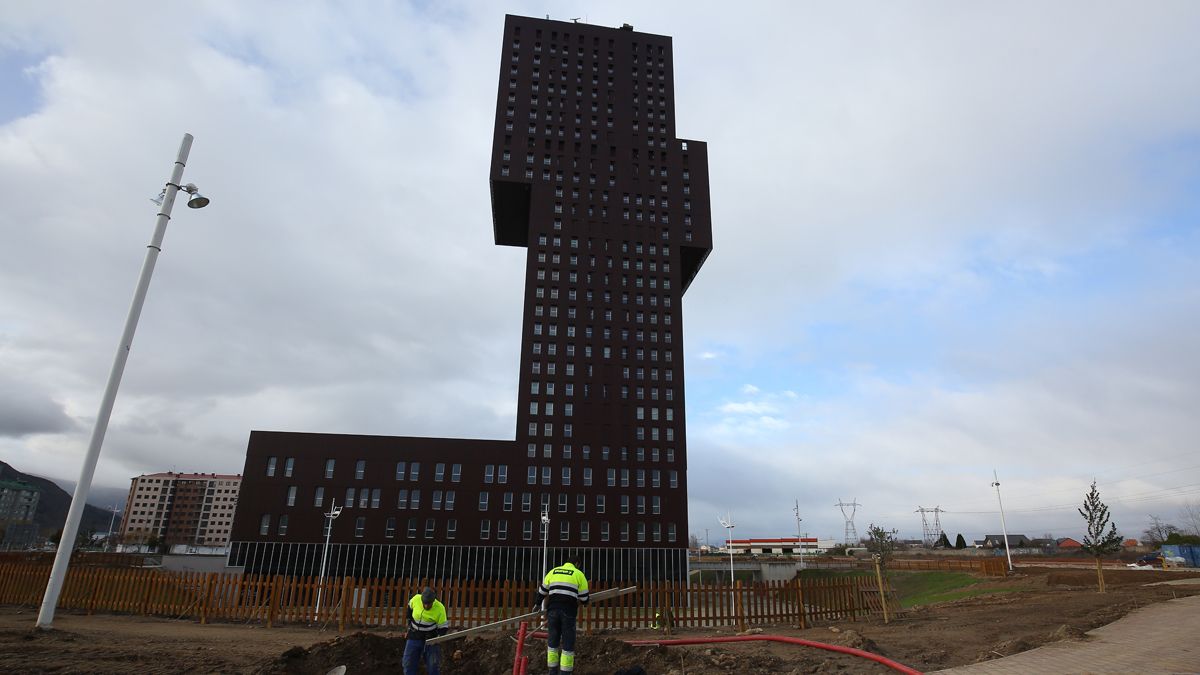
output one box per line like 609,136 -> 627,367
339,576 -> 353,633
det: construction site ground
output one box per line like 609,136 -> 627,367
2,566 -> 1198,674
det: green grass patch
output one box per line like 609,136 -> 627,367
795,569 -> 873,580
889,571 -> 1018,608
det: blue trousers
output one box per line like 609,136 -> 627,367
403,638 -> 441,675
546,604 -> 578,671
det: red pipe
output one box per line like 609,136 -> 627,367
526,632 -> 922,675
629,636 -> 922,675
512,621 -> 528,675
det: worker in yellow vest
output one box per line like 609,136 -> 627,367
404,587 -> 448,675
535,556 -> 590,674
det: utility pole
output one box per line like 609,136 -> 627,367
836,498 -> 861,546
916,506 -> 946,547
992,470 -> 1013,572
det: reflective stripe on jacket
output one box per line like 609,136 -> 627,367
407,594 -> 448,638
538,562 -> 590,606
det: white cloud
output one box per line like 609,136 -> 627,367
0,1 -> 1197,548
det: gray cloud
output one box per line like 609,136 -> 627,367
0,373 -> 75,437
1,2 -> 1198,542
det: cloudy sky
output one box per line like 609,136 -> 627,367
2,1 -> 1198,545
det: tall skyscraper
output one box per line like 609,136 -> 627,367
229,15 -> 711,583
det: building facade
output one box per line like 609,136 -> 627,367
724,537 -> 839,556
0,479 -> 40,549
229,14 -> 712,584
118,472 -> 242,551
0,479 -> 39,524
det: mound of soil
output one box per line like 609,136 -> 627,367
1042,568 -> 1200,587
254,630 -> 898,674
255,632 -> 405,674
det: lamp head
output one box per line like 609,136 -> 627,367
181,183 -> 210,209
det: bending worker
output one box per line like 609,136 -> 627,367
536,555 -> 590,674
404,586 -> 448,675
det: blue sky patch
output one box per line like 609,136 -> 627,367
0,49 -> 44,125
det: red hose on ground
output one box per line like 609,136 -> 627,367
526,631 -> 922,675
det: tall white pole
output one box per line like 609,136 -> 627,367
992,469 -> 1014,572
727,525 -> 735,608
794,499 -> 805,571
719,514 -> 735,610
105,505 -> 119,553
314,505 -> 341,622
541,504 -> 551,578
37,134 -> 196,629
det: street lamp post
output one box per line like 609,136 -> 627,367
794,499 -> 805,571
104,505 -> 120,553
540,503 -> 551,578
992,469 -> 1014,572
718,514 -> 736,610
36,134 -> 209,629
314,505 -> 343,622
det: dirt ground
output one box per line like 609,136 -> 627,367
3,566 -> 1198,674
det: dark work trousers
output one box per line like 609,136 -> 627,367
546,604 -> 578,665
403,638 -> 441,675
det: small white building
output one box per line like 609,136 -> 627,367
724,537 -> 839,556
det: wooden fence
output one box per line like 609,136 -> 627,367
0,564 -> 901,632
889,557 -> 1008,577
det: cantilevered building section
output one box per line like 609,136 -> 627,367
228,15 -> 711,583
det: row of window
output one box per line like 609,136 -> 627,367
271,446 -> 680,482
523,445 -> 676,463
267,458 -> 468,482
522,466 -> 677,488
524,421 -> 677,441
296,483 -> 681,512
509,31 -> 667,60
261,512 -> 678,543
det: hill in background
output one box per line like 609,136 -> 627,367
0,460 -> 115,537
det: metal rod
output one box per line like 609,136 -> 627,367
426,586 -> 638,645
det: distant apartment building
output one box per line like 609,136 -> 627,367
119,472 -> 241,551
0,479 -> 40,548
0,479 -> 39,523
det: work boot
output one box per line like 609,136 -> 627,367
548,668 -> 560,675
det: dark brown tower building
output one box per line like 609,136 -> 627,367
228,15 -> 711,583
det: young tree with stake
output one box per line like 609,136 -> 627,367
1079,481 -> 1122,592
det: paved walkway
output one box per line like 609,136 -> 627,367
933,592 -> 1200,674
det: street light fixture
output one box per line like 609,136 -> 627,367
314,505 -> 343,622
37,134 -> 209,629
